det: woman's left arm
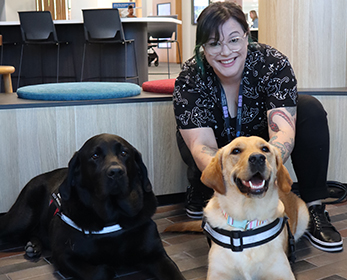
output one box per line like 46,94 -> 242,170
267,106 -> 297,164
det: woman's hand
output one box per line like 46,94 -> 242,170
267,106 -> 297,163
179,127 -> 219,172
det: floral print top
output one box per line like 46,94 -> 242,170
173,43 -> 298,148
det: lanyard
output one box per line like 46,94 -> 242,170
220,81 -> 243,142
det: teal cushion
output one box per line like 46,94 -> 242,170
17,82 -> 141,101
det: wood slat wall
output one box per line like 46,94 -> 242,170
37,0 -> 67,20
285,95 -> 347,183
0,101 -> 188,213
258,0 -> 347,88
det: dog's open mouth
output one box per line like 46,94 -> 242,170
235,173 -> 269,195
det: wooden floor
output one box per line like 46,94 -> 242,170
1,201 -> 347,280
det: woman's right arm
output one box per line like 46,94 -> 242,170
179,127 -> 218,172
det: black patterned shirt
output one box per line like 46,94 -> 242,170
173,43 -> 298,148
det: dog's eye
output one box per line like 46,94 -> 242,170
91,153 -> 99,160
231,148 -> 241,154
120,150 -> 127,157
261,146 -> 270,153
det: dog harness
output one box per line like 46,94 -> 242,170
203,216 -> 295,258
49,193 -> 123,235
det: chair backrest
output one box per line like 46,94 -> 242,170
18,11 -> 58,42
148,15 -> 178,40
82,9 -> 125,42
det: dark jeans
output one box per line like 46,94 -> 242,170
176,94 -> 329,203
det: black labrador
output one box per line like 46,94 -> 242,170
0,133 -> 185,280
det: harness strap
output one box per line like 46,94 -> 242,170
202,217 -> 287,252
58,213 -> 122,235
50,192 -> 123,235
287,221 -> 296,263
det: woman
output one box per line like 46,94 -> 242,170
173,2 -> 342,252
249,10 -> 258,28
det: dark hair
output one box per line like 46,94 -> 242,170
128,5 -> 133,9
195,2 -> 249,71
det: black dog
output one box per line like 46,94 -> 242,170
0,133 -> 185,280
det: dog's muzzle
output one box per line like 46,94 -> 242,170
235,153 -> 270,196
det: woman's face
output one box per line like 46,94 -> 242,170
203,18 -> 248,83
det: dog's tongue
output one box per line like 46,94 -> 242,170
242,177 -> 265,189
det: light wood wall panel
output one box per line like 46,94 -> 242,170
285,95 -> 347,184
0,102 -> 188,212
258,0 -> 347,88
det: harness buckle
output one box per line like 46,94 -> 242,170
230,230 -> 244,252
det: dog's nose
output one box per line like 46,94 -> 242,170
249,153 -> 266,166
107,166 -> 125,179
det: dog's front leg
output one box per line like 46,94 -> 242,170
142,253 -> 186,280
54,255 -> 115,280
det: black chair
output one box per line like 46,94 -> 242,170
147,15 -> 182,79
17,11 -> 64,88
81,8 -> 139,83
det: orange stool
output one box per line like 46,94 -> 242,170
0,65 -> 15,93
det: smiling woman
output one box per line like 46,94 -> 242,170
172,1 -> 343,253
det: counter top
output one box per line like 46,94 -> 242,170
0,17 -> 182,26
1,87 -> 346,110
0,90 -> 173,110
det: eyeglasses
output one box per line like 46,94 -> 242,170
203,33 -> 248,55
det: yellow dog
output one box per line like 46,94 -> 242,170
167,136 -> 309,279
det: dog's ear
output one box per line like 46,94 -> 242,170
60,152 -> 80,200
134,150 -> 152,192
274,148 -> 292,194
201,149 -> 226,194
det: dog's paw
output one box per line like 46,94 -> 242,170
24,241 -> 42,258
91,265 -> 115,280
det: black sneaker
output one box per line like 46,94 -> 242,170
185,185 -> 213,219
303,204 -> 343,252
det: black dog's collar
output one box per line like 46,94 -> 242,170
202,216 -> 287,252
58,213 -> 123,235
50,193 -> 123,235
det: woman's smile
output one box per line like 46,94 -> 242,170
219,57 -> 236,66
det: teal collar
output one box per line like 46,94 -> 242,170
222,210 -> 268,230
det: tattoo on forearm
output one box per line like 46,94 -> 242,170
201,146 -> 218,156
286,107 -> 296,117
269,109 -> 295,133
269,136 -> 294,162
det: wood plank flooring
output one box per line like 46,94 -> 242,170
1,201 -> 347,280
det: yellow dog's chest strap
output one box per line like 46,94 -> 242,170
202,217 -> 292,253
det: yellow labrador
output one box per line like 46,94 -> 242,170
165,136 -> 309,279
200,136 -> 309,280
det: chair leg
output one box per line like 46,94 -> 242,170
56,43 -> 60,83
3,73 -> 13,93
124,42 -> 127,82
132,41 -> 139,84
99,44 -> 102,82
17,44 -> 24,90
176,41 -> 182,68
80,43 -> 87,82
166,44 -> 170,79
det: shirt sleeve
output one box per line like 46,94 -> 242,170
263,47 -> 298,110
173,59 -> 219,129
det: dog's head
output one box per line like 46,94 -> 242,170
201,136 -> 292,198
59,134 -> 152,219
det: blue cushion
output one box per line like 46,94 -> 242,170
17,82 -> 141,101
